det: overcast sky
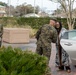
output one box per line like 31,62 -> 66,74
0,0 -> 76,14
0,0 -> 59,14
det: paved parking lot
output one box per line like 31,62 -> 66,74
2,39 -> 76,75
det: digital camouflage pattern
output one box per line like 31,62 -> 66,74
36,24 -> 57,63
0,24 -> 3,36
0,24 -> 3,47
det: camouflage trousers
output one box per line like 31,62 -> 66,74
36,44 -> 51,64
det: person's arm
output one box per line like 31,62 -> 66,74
35,26 -> 42,40
0,25 -> 3,37
52,28 -> 57,43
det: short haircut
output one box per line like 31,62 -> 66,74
50,18 -> 57,22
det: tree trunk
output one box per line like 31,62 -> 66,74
68,24 -> 73,30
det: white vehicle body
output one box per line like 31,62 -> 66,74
60,30 -> 76,65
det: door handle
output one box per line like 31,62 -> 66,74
64,43 -> 72,46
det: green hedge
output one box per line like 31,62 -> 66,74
0,17 -> 51,29
0,46 -> 48,75
17,17 -> 50,29
0,17 -> 76,29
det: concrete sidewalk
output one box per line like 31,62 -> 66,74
2,39 -> 76,75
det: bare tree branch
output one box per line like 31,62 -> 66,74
50,0 -> 75,30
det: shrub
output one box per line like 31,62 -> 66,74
0,17 -> 70,29
0,46 -> 48,75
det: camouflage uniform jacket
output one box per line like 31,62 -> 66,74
0,24 -> 3,38
36,24 -> 57,47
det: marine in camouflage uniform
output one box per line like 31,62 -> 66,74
0,24 -> 3,47
36,24 -> 57,63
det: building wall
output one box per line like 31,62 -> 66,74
0,6 -> 6,17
